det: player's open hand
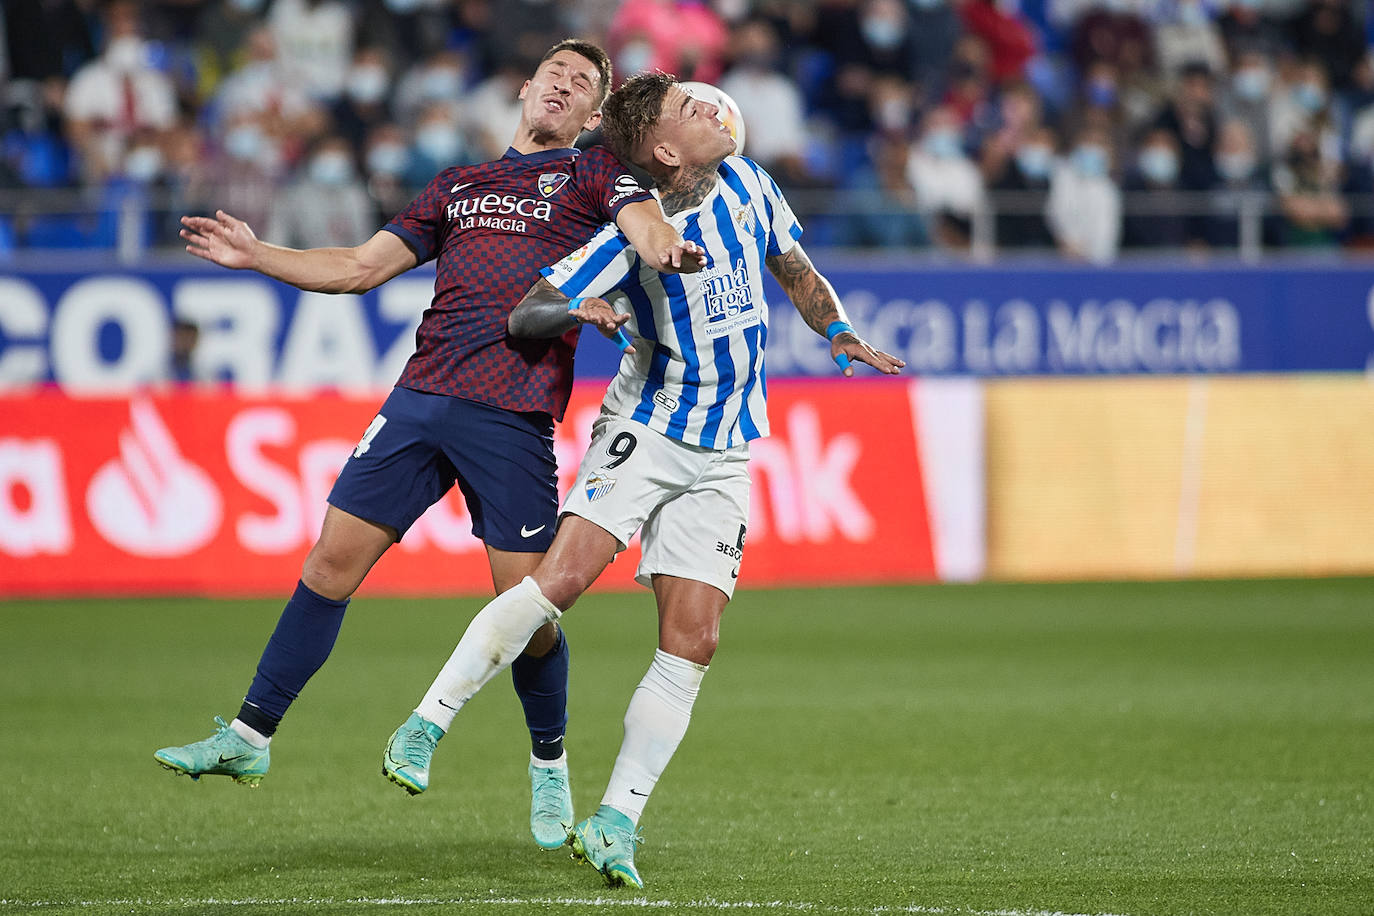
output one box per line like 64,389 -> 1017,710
832,332 -> 905,378
180,209 -> 260,270
569,297 -> 636,354
658,239 -> 706,274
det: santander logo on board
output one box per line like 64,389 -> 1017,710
85,399 -> 223,557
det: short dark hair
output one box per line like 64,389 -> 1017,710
540,39 -> 613,107
601,72 -> 676,167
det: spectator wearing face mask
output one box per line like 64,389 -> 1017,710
988,124 -> 1058,251
1268,57 -> 1338,166
814,0 -> 920,133
1205,117 -> 1280,249
407,102 -> 474,187
361,122 -> 414,222
63,0 -> 177,184
331,47 -> 397,156
906,104 -> 987,251
718,18 -> 814,188
607,0 -> 730,83
211,25 -> 326,169
394,50 -> 471,128
1218,47 -> 1275,163
212,110 -> 285,232
266,135 -> 373,249
1121,126 -> 1193,250
1046,124 -> 1121,263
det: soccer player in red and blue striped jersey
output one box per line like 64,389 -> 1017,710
156,40 -> 702,851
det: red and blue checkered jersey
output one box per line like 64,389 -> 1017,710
383,145 -> 650,420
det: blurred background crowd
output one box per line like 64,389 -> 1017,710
2,0 -> 1372,260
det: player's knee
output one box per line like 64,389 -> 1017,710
300,549 -> 363,602
662,622 -> 719,665
532,567 -> 592,612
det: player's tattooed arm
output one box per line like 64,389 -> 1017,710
510,278 -> 631,348
767,243 -> 905,377
766,243 -> 845,334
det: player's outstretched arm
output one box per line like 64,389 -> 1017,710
510,278 -> 635,353
766,243 -> 905,378
180,210 -> 417,294
615,199 -> 706,274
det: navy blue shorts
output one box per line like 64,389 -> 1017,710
327,386 -> 557,551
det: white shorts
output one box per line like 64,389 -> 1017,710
561,411 -> 751,598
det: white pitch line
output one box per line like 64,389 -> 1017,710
0,895 -> 1131,916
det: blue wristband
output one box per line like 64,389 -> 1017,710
567,297 -> 585,311
826,321 -> 854,370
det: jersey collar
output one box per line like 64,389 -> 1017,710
503,146 -> 579,163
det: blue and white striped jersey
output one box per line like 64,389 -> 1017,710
542,156 -> 803,449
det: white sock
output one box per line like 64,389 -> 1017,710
601,649 -> 707,825
416,577 -> 561,731
229,719 -> 270,749
531,751 -> 568,769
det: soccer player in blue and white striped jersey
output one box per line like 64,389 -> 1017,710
381,74 -> 903,889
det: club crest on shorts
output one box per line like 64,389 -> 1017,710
538,173 -> 570,197
584,472 -> 616,501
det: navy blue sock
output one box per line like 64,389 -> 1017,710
236,581 -> 349,737
511,626 -> 569,760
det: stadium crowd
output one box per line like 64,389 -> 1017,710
1,0 -> 1372,258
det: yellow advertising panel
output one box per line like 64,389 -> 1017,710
986,375 -> 1374,580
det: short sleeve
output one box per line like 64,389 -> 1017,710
753,160 -> 803,257
578,146 -> 653,223
541,221 -> 636,300
382,174 -> 448,264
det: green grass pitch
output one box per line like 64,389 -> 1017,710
1,578 -> 1370,915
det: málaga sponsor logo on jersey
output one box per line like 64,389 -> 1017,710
584,471 -> 616,501
607,174 -> 643,207
445,189 -> 552,232
538,173 -> 570,197
702,257 -> 758,338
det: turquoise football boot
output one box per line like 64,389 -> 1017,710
154,716 -> 270,787
569,805 -> 644,889
382,712 -> 444,795
529,760 -> 574,850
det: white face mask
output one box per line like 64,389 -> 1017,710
366,142 -> 409,176
308,151 -> 354,185
348,66 -> 390,105
415,124 -> 461,163
124,146 -> 163,182
225,125 -> 265,161
422,68 -> 462,101
105,37 -> 145,73
1217,150 -> 1256,182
